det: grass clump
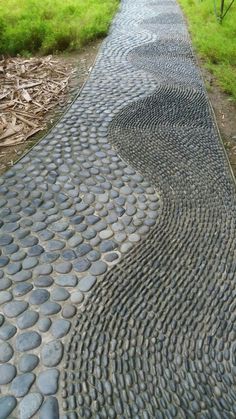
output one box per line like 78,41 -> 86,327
178,0 -> 236,99
0,0 -> 119,56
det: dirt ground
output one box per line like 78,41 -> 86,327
0,40 -> 236,181
0,40 -> 101,175
201,64 -> 236,179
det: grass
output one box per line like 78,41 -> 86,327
0,0 -> 119,56
178,0 -> 236,100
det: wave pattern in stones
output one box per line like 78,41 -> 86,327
62,1 -> 236,419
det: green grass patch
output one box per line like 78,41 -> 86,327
0,0 -> 119,56
178,0 -> 236,99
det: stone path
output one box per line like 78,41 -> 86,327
1,0 -> 236,418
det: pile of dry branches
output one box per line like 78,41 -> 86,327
0,56 -> 75,147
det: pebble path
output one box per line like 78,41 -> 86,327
1,0 -> 236,418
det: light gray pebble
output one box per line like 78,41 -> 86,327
39,397 -> 59,419
10,373 -> 35,397
104,253 -> 119,262
29,289 -> 50,305
0,364 -> 16,385
11,270 -> 32,283
71,291 -> 84,304
0,395 -> 17,418
0,324 -> 17,340
19,354 -> 39,373
120,242 -> 133,253
112,222 -> 124,232
114,232 -> 127,242
6,262 -> 22,275
22,257 -> 38,270
51,287 -> 70,301
73,257 -> 91,272
90,261 -> 107,275
62,304 -> 76,319
0,291 -> 12,305
38,318 -> 52,332
34,275 -> 54,287
51,319 -> 71,339
13,282 -> 33,297
90,236 -> 101,247
100,240 -> 117,252
87,250 -> 101,262
40,302 -> 61,316
16,331 -> 42,352
41,340 -> 63,367
34,264 -> 52,276
19,393 -> 43,419
17,310 -> 39,329
0,277 -> 12,290
54,261 -> 72,274
3,301 -> 28,318
55,275 -> 78,287
78,276 -> 97,292
0,341 -> 13,362
83,193 -> 95,204
37,369 -> 59,395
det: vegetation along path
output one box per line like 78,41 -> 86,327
1,0 -> 236,418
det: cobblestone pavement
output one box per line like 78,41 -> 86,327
1,0 -> 236,418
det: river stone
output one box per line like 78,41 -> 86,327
0,277 -> 12,290
17,310 -> 39,329
89,261 -> 107,275
62,304 -> 76,319
0,324 -> 17,340
0,364 -> 16,384
73,258 -> 91,272
71,291 -> 84,304
51,287 -> 70,301
78,275 -> 97,292
41,340 -> 63,367
39,396 -> 59,419
0,291 -> 12,305
37,369 -> 59,395
19,354 -> 39,373
10,373 -> 35,397
40,302 -> 61,315
3,301 -> 28,318
12,282 -> 33,297
19,393 -> 43,419
16,331 -> 42,352
38,318 -> 52,332
55,275 -> 77,287
34,276 -> 54,287
51,319 -> 71,338
0,341 -> 13,362
0,395 -> 17,419
29,289 -> 50,305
